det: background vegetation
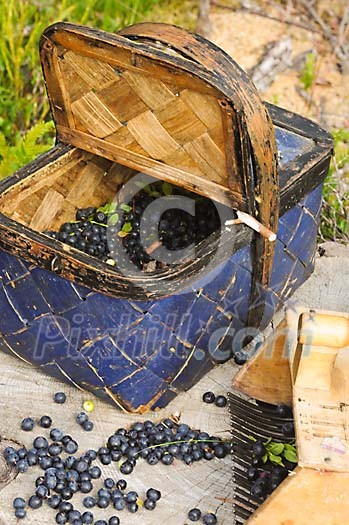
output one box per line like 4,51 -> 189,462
0,0 -> 347,242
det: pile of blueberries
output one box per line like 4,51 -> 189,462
43,182 -> 221,271
3,391 -> 230,524
247,405 -> 297,502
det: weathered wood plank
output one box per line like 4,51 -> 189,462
0,352 -> 235,525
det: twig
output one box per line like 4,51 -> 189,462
211,0 -> 322,35
298,0 -> 334,42
334,5 -> 349,65
226,211 -> 277,241
145,240 -> 162,255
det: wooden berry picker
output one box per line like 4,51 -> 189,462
0,22 -> 332,413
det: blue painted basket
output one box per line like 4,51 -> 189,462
0,23 -> 332,412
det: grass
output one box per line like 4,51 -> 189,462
300,52 -> 317,92
0,0 -> 162,175
319,130 -> 349,243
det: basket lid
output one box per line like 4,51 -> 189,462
40,22 -> 278,217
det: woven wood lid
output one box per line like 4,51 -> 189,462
40,22 -> 280,326
40,22 -> 278,217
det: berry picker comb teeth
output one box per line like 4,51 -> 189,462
229,307 -> 349,524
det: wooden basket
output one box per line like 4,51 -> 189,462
0,22 -> 333,412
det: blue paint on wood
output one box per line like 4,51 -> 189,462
0,183 -> 324,412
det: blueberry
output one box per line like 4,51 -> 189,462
76,412 -> 88,425
247,466 -> 259,481
68,510 -> 81,522
161,453 -> 174,465
95,521 -> 108,525
146,488 -> 161,501
50,428 -> 64,441
56,512 -> 68,524
109,517 -> 120,525
250,482 -> 266,499
97,496 -> 109,509
188,508 -> 201,521
144,498 -> 156,510
104,478 -> 115,489
61,487 -> 73,500
59,501 -> 72,513
253,440 -> 266,458
64,439 -> 78,454
80,481 -> 93,494
113,497 -> 125,511
4,446 -> 16,458
48,495 -> 62,509
234,351 -> 248,365
125,491 -> 138,503
75,460 -> 88,473
82,420 -> 94,432
81,511 -> 94,524
17,447 -> 27,459
202,513 -> 218,524
214,444 -> 227,458
89,466 -> 101,479
108,435 -> 121,450
45,474 -> 58,490
146,453 -> 159,466
214,395 -> 227,408
49,443 -> 63,456
14,508 -> 26,519
86,449 -> 97,461
16,459 -> 29,473
39,415 -> 53,428
13,497 -> 26,509
36,484 -> 49,499
21,417 -> 34,431
127,502 -> 138,513
33,436 -> 48,450
83,497 -> 96,509
116,478 -> 127,491
282,422 -> 295,437
120,460 -> 133,474
29,495 -> 42,509
100,453 -> 112,465
202,391 -> 215,404
276,404 -> 292,418
39,455 -> 53,470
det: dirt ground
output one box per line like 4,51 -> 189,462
207,2 -> 349,130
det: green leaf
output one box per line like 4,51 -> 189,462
248,436 -> 257,442
120,203 -> 132,213
98,201 -> 116,215
261,453 -> 268,464
162,182 -> 173,196
117,231 -> 128,238
108,213 -> 119,226
122,222 -> 132,233
268,453 -> 284,466
266,442 -> 284,456
283,448 -> 298,463
284,443 -> 296,451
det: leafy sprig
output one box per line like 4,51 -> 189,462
250,436 -> 298,467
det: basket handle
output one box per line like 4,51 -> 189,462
119,23 -> 279,327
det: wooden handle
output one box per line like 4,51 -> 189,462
119,23 -> 279,328
299,313 -> 349,348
